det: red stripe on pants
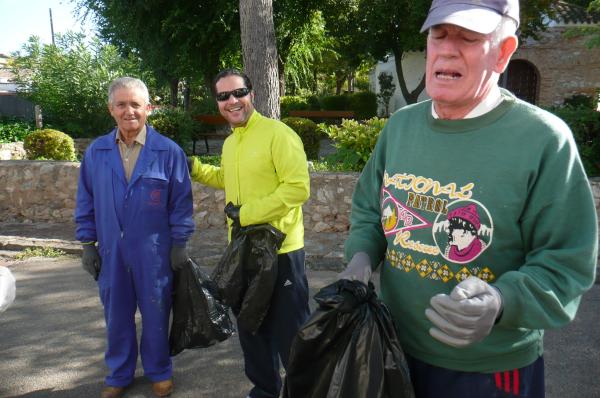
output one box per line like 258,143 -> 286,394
504,371 -> 511,393
513,369 -> 520,395
495,372 -> 502,389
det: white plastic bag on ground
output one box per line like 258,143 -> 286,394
0,266 -> 16,312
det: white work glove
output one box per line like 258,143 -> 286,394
425,276 -> 503,348
338,252 -> 372,286
0,266 -> 16,313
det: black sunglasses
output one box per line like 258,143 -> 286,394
215,87 -> 251,102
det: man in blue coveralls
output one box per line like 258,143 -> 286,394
75,77 -> 194,398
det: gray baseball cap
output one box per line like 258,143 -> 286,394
420,0 -> 520,34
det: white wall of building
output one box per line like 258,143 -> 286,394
370,52 -> 429,114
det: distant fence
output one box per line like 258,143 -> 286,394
0,93 -> 34,120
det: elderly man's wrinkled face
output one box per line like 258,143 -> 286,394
108,87 -> 150,137
425,24 -> 502,120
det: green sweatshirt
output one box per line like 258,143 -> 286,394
345,90 -> 598,372
190,110 -> 310,253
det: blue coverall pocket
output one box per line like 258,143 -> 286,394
141,174 -> 168,211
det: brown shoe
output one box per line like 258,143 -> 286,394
100,385 -> 126,398
151,379 -> 173,397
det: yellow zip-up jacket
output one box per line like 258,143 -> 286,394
190,110 -> 310,253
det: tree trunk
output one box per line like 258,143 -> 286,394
347,71 -> 355,93
169,78 -> 179,107
240,0 -> 280,119
393,48 -> 425,105
335,71 -> 345,95
278,56 -> 286,98
183,80 -> 191,111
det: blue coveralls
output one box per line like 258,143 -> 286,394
75,126 -> 194,387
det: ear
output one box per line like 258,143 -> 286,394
495,35 -> 518,73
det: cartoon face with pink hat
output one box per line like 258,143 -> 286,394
432,201 -> 493,264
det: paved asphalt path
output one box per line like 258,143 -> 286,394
0,256 -> 598,398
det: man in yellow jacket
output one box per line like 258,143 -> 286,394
188,69 -> 311,398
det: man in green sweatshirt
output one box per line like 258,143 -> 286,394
339,1 -> 598,397
188,69 -> 311,398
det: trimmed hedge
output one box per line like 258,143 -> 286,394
349,91 -> 378,120
282,117 -> 321,160
24,129 -> 77,161
280,96 -> 310,117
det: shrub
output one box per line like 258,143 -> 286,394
319,117 -> 387,168
23,129 -> 77,160
548,103 -> 600,176
319,147 -> 363,172
0,117 -> 35,143
321,94 -> 351,111
282,117 -> 321,160
280,96 -> 310,117
377,72 -> 396,117
349,91 -> 378,120
148,107 -> 198,153
306,95 -> 322,110
563,94 -> 596,108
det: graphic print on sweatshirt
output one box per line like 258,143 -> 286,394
381,171 -> 495,282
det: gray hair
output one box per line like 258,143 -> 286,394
108,77 -> 150,105
490,16 -> 518,47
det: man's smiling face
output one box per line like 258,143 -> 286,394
215,75 -> 255,128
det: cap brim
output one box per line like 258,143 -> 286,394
420,5 -> 502,34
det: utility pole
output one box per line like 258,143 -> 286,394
49,8 -> 55,46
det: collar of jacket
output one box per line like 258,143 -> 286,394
95,125 -> 168,151
232,110 -> 262,136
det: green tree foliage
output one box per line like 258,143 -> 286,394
273,0 -> 322,93
10,34 -> 142,137
320,0 -> 557,105
275,10 -> 332,95
562,0 -> 600,49
77,0 -> 240,102
24,129 -> 77,161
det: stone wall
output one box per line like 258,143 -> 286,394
0,161 -> 357,233
514,28 -> 600,107
1,161 -> 599,237
0,142 -> 25,160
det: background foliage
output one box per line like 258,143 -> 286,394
548,94 -> 600,176
10,33 -> 146,138
319,117 -> 386,169
281,116 -> 321,159
147,107 -> 200,152
0,117 -> 34,143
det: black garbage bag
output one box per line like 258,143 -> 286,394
211,224 -> 285,334
283,279 -> 415,398
169,259 -> 234,356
